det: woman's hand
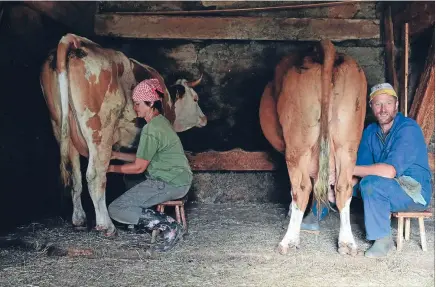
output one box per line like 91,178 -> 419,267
111,151 -> 118,160
107,165 -> 115,173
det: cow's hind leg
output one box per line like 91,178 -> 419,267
86,143 -> 115,236
278,153 -> 312,254
70,143 -> 87,229
334,148 -> 357,256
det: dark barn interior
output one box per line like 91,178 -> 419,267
0,1 -> 434,286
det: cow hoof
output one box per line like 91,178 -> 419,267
94,225 -> 107,231
72,219 -> 87,227
277,243 -> 298,255
338,243 -> 357,256
73,225 -> 88,232
277,244 -> 288,255
104,229 -> 118,237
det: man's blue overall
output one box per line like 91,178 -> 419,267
353,113 -> 432,240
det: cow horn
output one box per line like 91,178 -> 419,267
187,74 -> 203,88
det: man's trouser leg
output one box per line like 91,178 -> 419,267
359,175 -> 428,241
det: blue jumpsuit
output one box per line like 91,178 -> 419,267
354,113 -> 432,240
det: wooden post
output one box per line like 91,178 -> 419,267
418,217 -> 427,251
384,5 -> 399,92
397,217 -> 404,251
403,23 -> 409,116
404,218 -> 410,241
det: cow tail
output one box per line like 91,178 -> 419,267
56,34 -> 78,186
313,40 -> 335,213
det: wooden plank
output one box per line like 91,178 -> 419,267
393,210 -> 432,218
402,22 -> 409,116
383,6 -> 399,93
111,2 -> 364,16
94,14 -> 380,41
186,149 -> 278,171
409,36 -> 435,145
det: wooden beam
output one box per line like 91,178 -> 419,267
186,149 -> 279,171
94,14 -> 380,41
384,6 -> 399,92
409,36 -> 435,146
115,2 -> 363,16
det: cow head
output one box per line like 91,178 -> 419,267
169,75 -> 207,132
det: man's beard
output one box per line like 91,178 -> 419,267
377,111 -> 397,125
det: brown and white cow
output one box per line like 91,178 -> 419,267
40,33 -> 206,235
259,40 -> 367,255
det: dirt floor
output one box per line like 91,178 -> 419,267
0,202 -> 434,287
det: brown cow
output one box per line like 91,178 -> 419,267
40,34 -> 206,235
259,40 -> 367,255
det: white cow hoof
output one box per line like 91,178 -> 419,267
72,216 -> 86,228
277,243 -> 289,255
277,242 -> 299,255
338,242 -> 358,256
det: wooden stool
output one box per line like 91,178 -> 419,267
392,210 -> 432,251
151,197 -> 188,243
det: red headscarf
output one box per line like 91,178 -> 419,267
132,79 -> 164,102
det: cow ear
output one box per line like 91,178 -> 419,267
169,85 -> 185,100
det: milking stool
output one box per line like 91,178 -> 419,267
151,196 -> 188,244
393,210 -> 432,251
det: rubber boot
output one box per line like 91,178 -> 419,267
364,235 -> 394,258
138,208 -> 184,252
300,200 -> 330,231
282,200 -> 332,230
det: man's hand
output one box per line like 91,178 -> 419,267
354,163 -> 396,179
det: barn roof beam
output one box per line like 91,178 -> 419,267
94,14 -> 380,42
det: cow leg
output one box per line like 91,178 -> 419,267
86,145 -> 115,236
278,155 -> 312,254
334,148 -> 357,256
70,144 -> 87,228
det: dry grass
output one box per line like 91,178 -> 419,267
0,202 -> 434,287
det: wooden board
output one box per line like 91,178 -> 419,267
384,6 -> 399,93
393,211 -> 432,218
94,14 -> 380,41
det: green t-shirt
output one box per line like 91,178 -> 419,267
136,115 -> 192,187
